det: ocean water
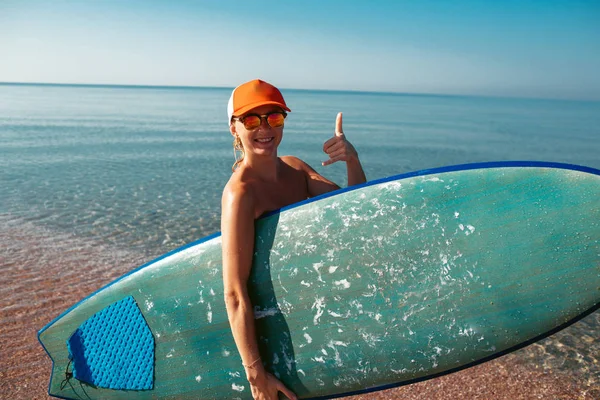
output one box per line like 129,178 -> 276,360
1,83 -> 599,397
3,83 -> 599,254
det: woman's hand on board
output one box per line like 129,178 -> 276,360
247,367 -> 297,400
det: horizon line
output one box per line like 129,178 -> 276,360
0,81 -> 595,103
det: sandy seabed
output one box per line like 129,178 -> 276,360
1,218 -> 598,400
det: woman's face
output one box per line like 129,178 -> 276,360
230,105 -> 285,158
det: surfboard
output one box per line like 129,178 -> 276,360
38,161 -> 600,400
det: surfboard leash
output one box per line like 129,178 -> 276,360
59,358 -> 92,400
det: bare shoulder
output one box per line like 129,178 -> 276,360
221,173 -> 255,212
280,155 -> 314,172
280,156 -> 340,197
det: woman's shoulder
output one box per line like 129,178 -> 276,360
281,156 -> 323,177
280,155 -> 310,171
222,168 -> 256,205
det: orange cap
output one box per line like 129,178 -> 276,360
227,79 -> 291,124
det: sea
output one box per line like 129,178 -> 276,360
1,83 -> 599,398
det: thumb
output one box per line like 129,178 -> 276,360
335,112 -> 343,137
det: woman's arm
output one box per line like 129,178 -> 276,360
344,156 -> 367,187
221,183 -> 297,400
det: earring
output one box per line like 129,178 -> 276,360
233,135 -> 243,160
232,135 -> 245,171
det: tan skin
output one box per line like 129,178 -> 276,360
221,105 -> 366,400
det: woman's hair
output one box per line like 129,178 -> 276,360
232,134 -> 244,172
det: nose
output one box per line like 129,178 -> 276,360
260,116 -> 270,127
256,116 -> 271,130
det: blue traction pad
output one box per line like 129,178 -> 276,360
67,296 -> 154,390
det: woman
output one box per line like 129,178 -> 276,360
221,79 -> 366,400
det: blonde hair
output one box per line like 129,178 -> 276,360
232,135 -> 244,172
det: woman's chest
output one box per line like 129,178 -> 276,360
253,174 -> 308,218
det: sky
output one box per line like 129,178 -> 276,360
1,0 -> 599,100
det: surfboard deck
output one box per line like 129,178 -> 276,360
38,161 -> 600,399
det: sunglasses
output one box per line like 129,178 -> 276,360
232,111 -> 287,130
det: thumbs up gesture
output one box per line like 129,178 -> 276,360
322,112 -> 359,166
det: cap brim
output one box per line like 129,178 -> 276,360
233,101 -> 291,117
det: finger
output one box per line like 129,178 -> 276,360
322,136 -> 338,152
278,384 -> 298,400
335,112 -> 343,137
322,155 -> 345,166
326,148 -> 347,159
323,136 -> 339,153
324,139 -> 345,154
323,135 -> 348,153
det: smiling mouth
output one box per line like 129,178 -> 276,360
255,137 -> 274,143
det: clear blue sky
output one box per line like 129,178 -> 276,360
1,0 -> 599,100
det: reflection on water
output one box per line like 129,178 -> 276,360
513,311 -> 599,391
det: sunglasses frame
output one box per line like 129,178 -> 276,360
232,111 -> 287,130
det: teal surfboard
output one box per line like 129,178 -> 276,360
39,161 -> 600,399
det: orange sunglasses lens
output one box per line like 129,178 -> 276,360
241,115 -> 261,130
267,112 -> 285,127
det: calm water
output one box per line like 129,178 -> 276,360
1,83 -> 599,396
3,83 -> 599,254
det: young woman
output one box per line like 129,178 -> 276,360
221,79 -> 366,400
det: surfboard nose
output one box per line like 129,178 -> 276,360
66,296 -> 155,390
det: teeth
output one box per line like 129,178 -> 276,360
256,138 -> 273,143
